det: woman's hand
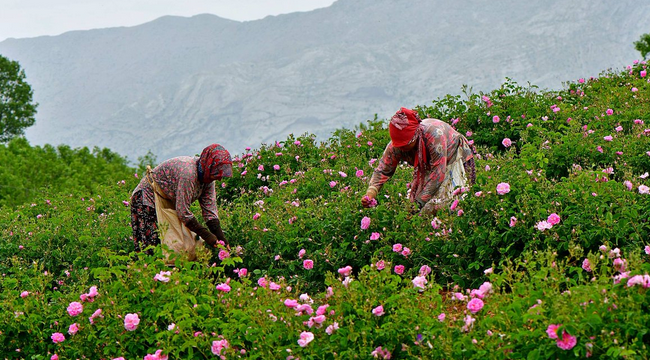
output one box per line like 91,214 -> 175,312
361,192 -> 377,208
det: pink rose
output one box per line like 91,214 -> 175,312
392,243 -> 403,252
438,313 -> 446,322
582,258 -> 592,272
556,331 -> 577,350
493,115 -> 500,123
337,266 -> 352,277
376,260 -> 385,270
273,165 -> 280,171
419,265 -> 432,276
401,248 -> 411,257
216,283 -> 231,292
370,232 -> 380,240
124,313 -> 140,331
496,182 -> 510,195
547,213 -> 561,226
20,291 -> 29,298
606,108 -> 614,116
467,298 -> 484,313
238,268 -> 248,277
509,216 -> 517,227
546,324 -> 561,339
412,275 -> 427,289
297,331 -> 314,347
355,170 -> 364,178
67,302 -> 83,317
360,216 -> 371,230
211,339 -> 229,356
68,323 -> 79,335
51,332 -> 65,343
303,259 -> 314,270
502,138 -> 512,148
394,265 -> 405,275
372,305 -> 385,316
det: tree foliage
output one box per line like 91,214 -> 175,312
0,54 -> 38,142
634,32 -> 650,59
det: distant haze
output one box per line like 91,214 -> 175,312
0,0 -> 337,41
0,0 -> 648,162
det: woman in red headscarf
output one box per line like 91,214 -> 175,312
130,144 -> 233,252
362,108 -> 475,215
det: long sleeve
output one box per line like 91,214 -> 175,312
174,176 -> 198,224
369,142 -> 402,193
198,182 -> 219,221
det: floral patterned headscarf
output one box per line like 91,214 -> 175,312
198,144 -> 232,183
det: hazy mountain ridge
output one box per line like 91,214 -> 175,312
0,0 -> 647,160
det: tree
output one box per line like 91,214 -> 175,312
0,54 -> 37,142
634,32 -> 650,60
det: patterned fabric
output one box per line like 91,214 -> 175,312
198,144 -> 233,183
132,156 -> 219,224
369,119 -> 474,208
389,107 -> 422,147
130,190 -> 160,253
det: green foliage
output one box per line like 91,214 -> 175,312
1,62 -> 650,358
0,54 -> 37,142
634,32 -> 650,60
0,138 -> 135,207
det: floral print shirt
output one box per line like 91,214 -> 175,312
369,119 -> 473,207
133,156 -> 219,224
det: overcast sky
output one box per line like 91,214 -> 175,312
0,0 -> 338,42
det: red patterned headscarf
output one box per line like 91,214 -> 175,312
389,107 -> 421,147
198,144 -> 232,183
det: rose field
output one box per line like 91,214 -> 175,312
1,62 -> 650,359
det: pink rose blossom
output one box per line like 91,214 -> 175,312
326,322 -> 339,335
546,324 -> 561,339
556,331 -> 577,350
502,138 -> 512,148
547,213 -> 561,226
509,216 -> 517,227
376,260 -> 385,270
392,243 -> 403,252
626,274 -> 650,288
303,259 -> 314,269
238,268 -> 248,277
645,245 -> 650,255
68,323 -> 79,335
356,169 -> 364,178
394,265 -> 405,275
273,165 -> 280,171
338,266 -> 353,277
51,332 -> 65,343
329,181 -> 337,188
253,213 -> 261,220
603,135 -> 613,141
496,182 -> 510,195
639,185 -> 650,194
370,232 -> 380,240
412,275 -> 427,289
154,271 -> 171,283
124,313 -> 140,331
582,258 -> 592,272
642,70 -> 647,78
536,220 -> 553,231
67,302 -> 83,317
297,331 -> 314,347
467,298 -> 484,313
143,350 -> 168,360
372,305 -> 385,316
624,180 -> 633,190
257,277 -> 268,288
257,165 -> 264,171
51,355 -> 59,360
370,346 -> 392,359
360,216 -> 371,230
438,313 -> 446,322
211,339 -> 229,356
216,283 -> 231,292
419,265 -> 432,276
606,108 -> 614,116
492,115 -> 500,123
401,248 -> 411,257
20,291 -> 29,298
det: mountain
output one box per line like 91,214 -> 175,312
0,0 -> 648,161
